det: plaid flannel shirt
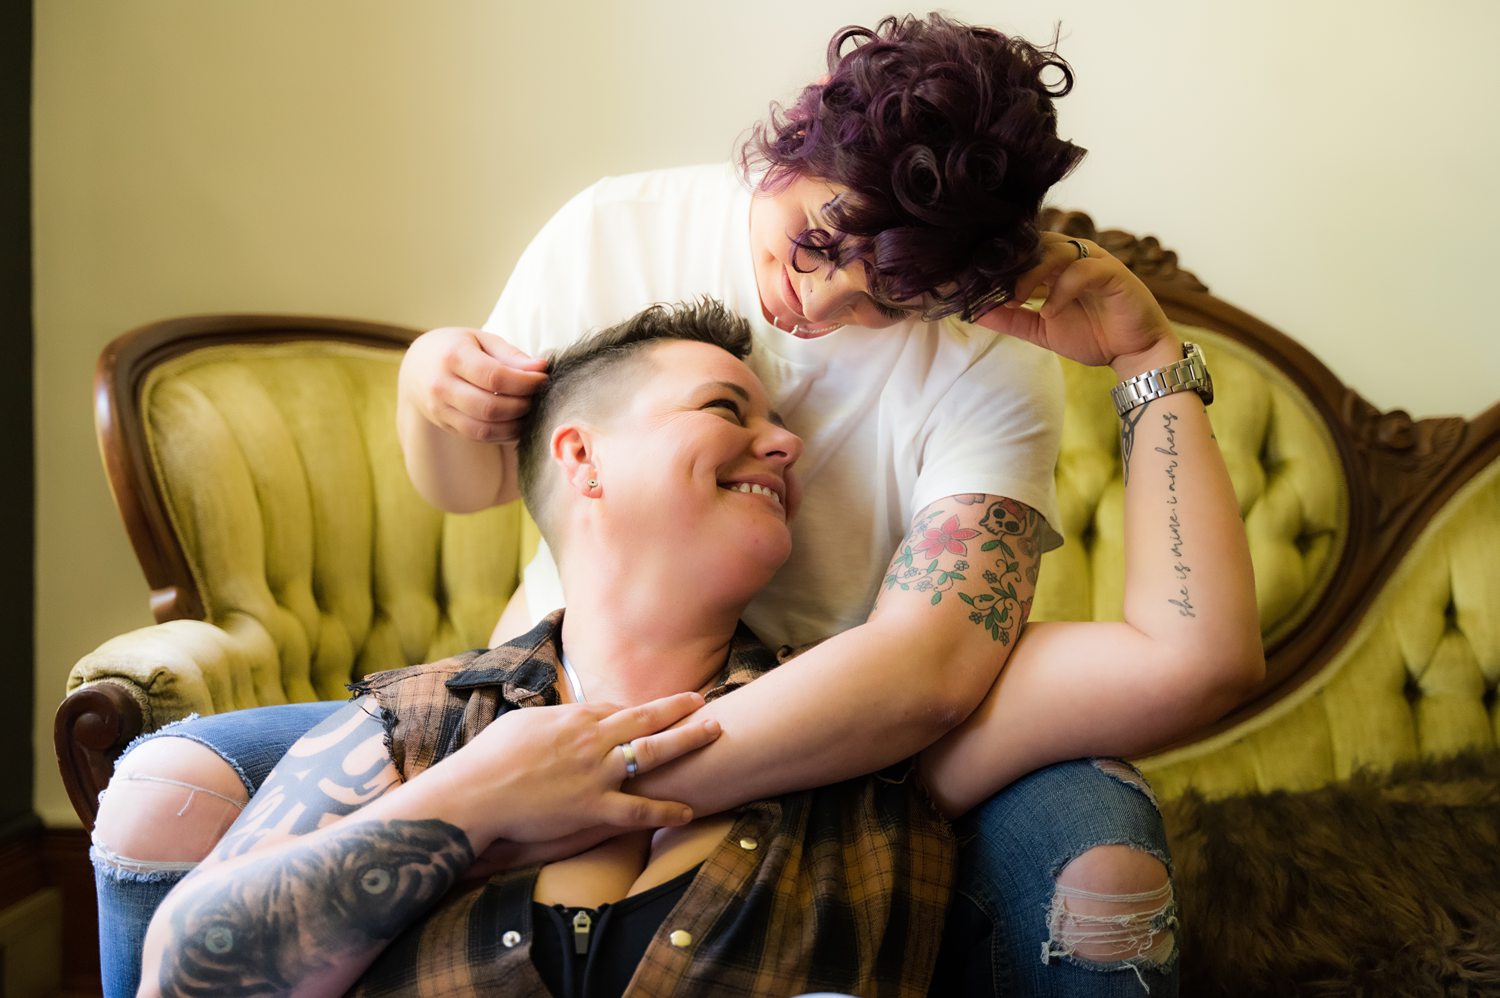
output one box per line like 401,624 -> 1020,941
348,611 -> 953,997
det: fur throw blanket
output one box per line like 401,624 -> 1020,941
1162,750 -> 1500,996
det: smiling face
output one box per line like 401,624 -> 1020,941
580,339 -> 803,596
748,174 -> 922,338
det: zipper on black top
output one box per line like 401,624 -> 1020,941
571,907 -> 594,956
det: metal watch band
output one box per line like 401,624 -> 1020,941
1109,341 -> 1214,417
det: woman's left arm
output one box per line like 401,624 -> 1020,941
917,237 -> 1264,814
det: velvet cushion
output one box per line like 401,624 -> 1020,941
69,323 -> 1497,806
62,322 -> 1360,734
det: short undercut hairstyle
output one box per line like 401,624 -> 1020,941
515,298 -> 753,544
742,13 -> 1087,322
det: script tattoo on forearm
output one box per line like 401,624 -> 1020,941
880,495 -> 1040,645
1155,411 -> 1197,617
158,819 -> 473,996
211,702 -> 398,863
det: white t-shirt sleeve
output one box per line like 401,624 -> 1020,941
910,337 -> 1066,551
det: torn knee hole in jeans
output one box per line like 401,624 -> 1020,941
92,774 -> 248,875
1042,881 -> 1178,991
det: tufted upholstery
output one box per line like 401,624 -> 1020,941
73,319 -> 1346,722
141,341 -> 527,703
72,337 -> 534,728
58,267 -> 1500,827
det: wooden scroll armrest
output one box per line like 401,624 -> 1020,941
56,617 -> 281,828
54,679 -> 148,829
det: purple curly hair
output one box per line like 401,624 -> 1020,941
742,14 -> 1086,321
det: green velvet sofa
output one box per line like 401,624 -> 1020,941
56,213 -> 1500,991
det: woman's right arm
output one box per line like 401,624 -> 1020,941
138,693 -> 717,997
395,326 -> 548,513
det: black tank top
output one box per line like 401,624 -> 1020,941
529,866 -> 699,998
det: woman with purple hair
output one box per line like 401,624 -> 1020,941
93,15 -> 1260,996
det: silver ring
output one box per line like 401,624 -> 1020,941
1066,238 -> 1089,260
619,741 -> 639,779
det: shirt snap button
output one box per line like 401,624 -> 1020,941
669,929 -> 693,948
739,837 -> 759,851
501,930 -> 521,948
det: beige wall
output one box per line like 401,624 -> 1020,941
33,0 -> 1499,825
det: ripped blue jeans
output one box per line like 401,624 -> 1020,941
94,704 -> 1176,998
930,758 -> 1179,995
92,701 -> 345,998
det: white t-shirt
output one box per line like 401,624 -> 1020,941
485,164 -> 1064,648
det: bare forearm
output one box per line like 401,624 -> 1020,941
1114,339 -> 1260,669
394,325 -> 544,513
632,619 -> 997,815
396,398 -> 515,513
632,494 -> 1045,816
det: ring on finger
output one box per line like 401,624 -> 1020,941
1066,238 -> 1089,260
619,740 -> 639,779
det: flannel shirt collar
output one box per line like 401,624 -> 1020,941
442,609 -> 777,704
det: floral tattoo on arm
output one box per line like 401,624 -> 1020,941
879,495 -> 1042,644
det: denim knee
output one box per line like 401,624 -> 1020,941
935,758 -> 1178,997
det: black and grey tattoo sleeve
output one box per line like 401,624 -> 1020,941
158,818 -> 473,996
210,700 -> 399,863
150,698 -> 460,994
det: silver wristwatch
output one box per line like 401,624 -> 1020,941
1109,341 -> 1214,417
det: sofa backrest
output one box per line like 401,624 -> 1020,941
101,317 -> 532,704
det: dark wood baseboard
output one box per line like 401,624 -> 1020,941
0,824 -> 47,911
0,826 -> 98,995
46,828 -> 99,994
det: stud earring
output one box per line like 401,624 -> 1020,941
587,478 -> 598,489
